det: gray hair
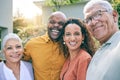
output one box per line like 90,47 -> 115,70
2,33 -> 23,50
83,0 -> 113,14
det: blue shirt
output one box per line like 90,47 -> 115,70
86,31 -> 120,80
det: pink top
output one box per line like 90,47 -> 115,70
60,49 -> 91,80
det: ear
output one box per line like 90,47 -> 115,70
112,10 -> 119,23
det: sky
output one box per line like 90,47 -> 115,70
13,0 -> 42,19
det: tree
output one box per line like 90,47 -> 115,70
45,0 -> 83,11
13,18 -> 28,34
111,0 -> 120,29
13,16 -> 47,44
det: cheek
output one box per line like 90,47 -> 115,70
4,51 -> 10,59
63,36 -> 69,42
78,37 -> 83,43
104,15 -> 114,27
20,49 -> 24,54
48,23 -> 52,28
105,19 -> 114,32
4,50 -> 10,55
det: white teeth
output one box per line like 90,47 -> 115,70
70,42 -> 76,45
52,29 -> 59,33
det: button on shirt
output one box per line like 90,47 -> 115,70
86,31 -> 120,80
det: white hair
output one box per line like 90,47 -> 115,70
83,0 -> 113,14
2,33 -> 23,50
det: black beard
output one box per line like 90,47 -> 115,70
48,28 -> 63,42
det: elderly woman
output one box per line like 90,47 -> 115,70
0,33 -> 34,80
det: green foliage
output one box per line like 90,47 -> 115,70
13,17 -> 47,44
13,18 -> 28,34
111,0 -> 120,29
45,0 -> 82,11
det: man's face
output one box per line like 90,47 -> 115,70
84,5 -> 118,44
48,14 -> 66,42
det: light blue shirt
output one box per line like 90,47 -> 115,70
86,31 -> 120,80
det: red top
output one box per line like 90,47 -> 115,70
60,49 -> 91,80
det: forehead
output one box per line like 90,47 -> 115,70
5,39 -> 20,44
65,24 -> 81,31
49,14 -> 66,21
84,4 -> 105,18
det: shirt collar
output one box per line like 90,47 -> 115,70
106,31 -> 120,44
44,32 -> 60,44
102,31 -> 120,46
44,32 -> 51,43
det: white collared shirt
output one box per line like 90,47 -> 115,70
86,31 -> 120,80
3,61 -> 33,80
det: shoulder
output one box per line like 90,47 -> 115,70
21,61 -> 32,66
21,61 -> 34,79
80,49 -> 91,59
0,61 -> 5,77
21,61 -> 33,72
0,61 -> 4,68
25,34 -> 49,46
76,49 -> 92,64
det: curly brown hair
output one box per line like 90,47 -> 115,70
59,18 -> 97,57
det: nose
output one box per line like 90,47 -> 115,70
71,35 -> 75,41
91,19 -> 98,26
13,48 -> 18,53
54,22 -> 59,27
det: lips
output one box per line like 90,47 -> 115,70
69,42 -> 77,46
10,54 -> 21,58
51,29 -> 59,35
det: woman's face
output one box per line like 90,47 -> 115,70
63,23 -> 84,51
3,39 -> 23,63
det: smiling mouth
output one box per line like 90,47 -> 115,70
10,54 -> 21,58
69,42 -> 77,46
52,29 -> 59,33
51,29 -> 60,35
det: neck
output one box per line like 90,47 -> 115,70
5,61 -> 20,80
5,61 -> 20,70
69,48 -> 81,60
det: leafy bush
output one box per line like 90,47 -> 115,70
112,0 -> 120,29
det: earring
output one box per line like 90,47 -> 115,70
63,42 -> 65,44
82,40 -> 84,44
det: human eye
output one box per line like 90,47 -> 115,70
58,21 -> 64,26
16,45 -> 22,49
65,32 -> 71,37
6,46 -> 12,50
93,11 -> 102,20
49,20 -> 55,24
74,32 -> 80,36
